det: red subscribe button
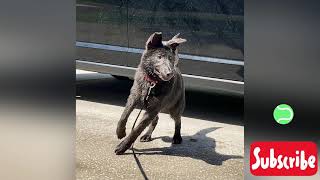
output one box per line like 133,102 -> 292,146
250,141 -> 318,176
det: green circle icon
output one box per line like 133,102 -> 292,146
273,104 -> 294,125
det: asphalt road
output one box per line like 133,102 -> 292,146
76,70 -> 244,180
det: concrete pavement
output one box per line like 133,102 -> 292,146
76,70 -> 244,180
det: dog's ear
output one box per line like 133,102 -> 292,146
146,32 -> 163,49
166,33 -> 187,51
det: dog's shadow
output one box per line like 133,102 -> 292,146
125,127 -> 243,166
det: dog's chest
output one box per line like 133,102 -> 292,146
140,81 -> 172,106
149,86 -> 160,97
150,81 -> 172,97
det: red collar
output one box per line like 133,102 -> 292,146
144,74 -> 158,84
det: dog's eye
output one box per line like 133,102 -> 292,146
168,57 -> 172,60
158,55 -> 162,59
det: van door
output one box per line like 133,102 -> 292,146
127,0 -> 243,82
76,0 -> 128,66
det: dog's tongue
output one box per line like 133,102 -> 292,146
144,74 -> 158,84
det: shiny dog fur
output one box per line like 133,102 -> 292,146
115,32 -> 187,155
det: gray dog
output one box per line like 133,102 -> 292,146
115,32 -> 187,155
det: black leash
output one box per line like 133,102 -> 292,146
130,82 -> 156,148
130,83 -> 156,180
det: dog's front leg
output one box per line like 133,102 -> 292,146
115,111 -> 158,155
116,92 -> 139,139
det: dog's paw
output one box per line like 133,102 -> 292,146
114,140 -> 130,155
140,134 -> 152,142
172,135 -> 182,144
116,127 -> 126,139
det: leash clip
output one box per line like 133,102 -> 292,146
150,82 -> 156,89
146,82 -> 156,101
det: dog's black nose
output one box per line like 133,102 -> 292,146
166,72 -> 173,77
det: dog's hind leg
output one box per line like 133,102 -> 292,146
171,115 -> 182,144
169,97 -> 184,144
140,115 -> 159,142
